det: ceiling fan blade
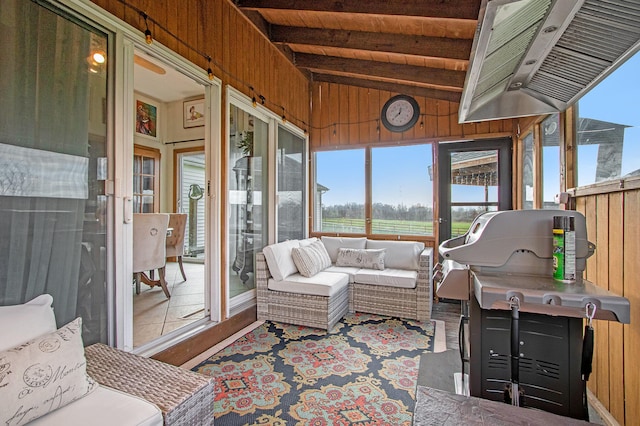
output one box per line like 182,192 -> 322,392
134,54 -> 166,75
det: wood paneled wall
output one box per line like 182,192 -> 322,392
576,189 -> 640,426
310,82 -> 514,149
91,0 -> 310,132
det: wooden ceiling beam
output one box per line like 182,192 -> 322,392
241,9 -> 271,36
312,73 -> 462,103
294,53 -> 466,88
236,0 -> 480,20
271,26 -> 472,60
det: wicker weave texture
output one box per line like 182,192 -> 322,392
256,252 -> 349,330
85,343 -> 214,426
257,247 -> 433,327
351,248 -> 433,321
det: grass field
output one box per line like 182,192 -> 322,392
321,218 -> 471,236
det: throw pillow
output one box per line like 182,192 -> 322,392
291,240 -> 332,277
263,239 -> 301,281
0,294 -> 57,351
336,248 -> 386,270
0,317 -> 98,425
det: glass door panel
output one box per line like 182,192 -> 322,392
0,0 -> 110,345
438,140 -> 512,245
277,126 -> 306,242
228,104 -> 269,298
449,149 -> 499,237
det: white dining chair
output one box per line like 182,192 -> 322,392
133,213 -> 171,298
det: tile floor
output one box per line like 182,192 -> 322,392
133,261 -> 206,348
132,260 -> 257,347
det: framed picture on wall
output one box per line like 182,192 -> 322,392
135,99 -> 158,139
184,98 -> 205,128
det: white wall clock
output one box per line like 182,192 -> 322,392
381,94 -> 420,132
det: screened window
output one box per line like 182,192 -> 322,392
371,145 -> 433,236
314,150 -> 365,233
313,144 -> 434,237
576,51 -> 640,187
541,114 -> 561,209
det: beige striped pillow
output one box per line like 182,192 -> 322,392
291,240 -> 332,277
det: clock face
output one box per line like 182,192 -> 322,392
381,95 -> 420,132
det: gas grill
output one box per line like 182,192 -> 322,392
434,209 -> 630,420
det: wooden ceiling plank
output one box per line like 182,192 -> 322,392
237,0 -> 480,20
295,53 -> 466,88
313,73 -> 462,103
271,26 -> 472,60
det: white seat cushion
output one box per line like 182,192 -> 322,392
354,268 -> 418,289
263,239 -> 301,281
268,271 -> 349,297
325,265 -> 361,283
366,240 -> 424,270
28,385 -> 163,426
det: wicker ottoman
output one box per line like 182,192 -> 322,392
85,343 -> 215,426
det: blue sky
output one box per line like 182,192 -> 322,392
317,51 -> 640,207
316,145 -> 433,207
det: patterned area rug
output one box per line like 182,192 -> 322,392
192,313 -> 445,426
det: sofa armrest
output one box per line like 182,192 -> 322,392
416,247 -> 434,320
256,252 -> 272,320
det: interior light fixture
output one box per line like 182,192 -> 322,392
87,48 -> 106,74
92,51 -> 106,65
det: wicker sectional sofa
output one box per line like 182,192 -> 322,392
256,236 -> 433,330
0,295 -> 214,425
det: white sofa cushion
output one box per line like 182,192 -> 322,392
355,268 -> 418,289
299,237 -> 318,246
263,239 -> 301,281
325,265 -> 361,283
28,385 -> 163,426
0,317 -> 98,425
321,236 -> 367,263
366,240 -> 425,270
336,248 -> 386,270
0,294 -> 57,351
268,271 -> 349,297
291,240 -> 332,277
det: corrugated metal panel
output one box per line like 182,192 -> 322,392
460,0 -> 640,122
532,0 -> 640,103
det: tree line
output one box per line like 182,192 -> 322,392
322,203 -> 487,222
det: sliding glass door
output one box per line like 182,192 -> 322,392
0,0 -> 110,345
228,104 -> 269,300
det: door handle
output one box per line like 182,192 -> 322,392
123,196 -> 133,224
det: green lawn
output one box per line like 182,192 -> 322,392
321,218 -> 471,236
